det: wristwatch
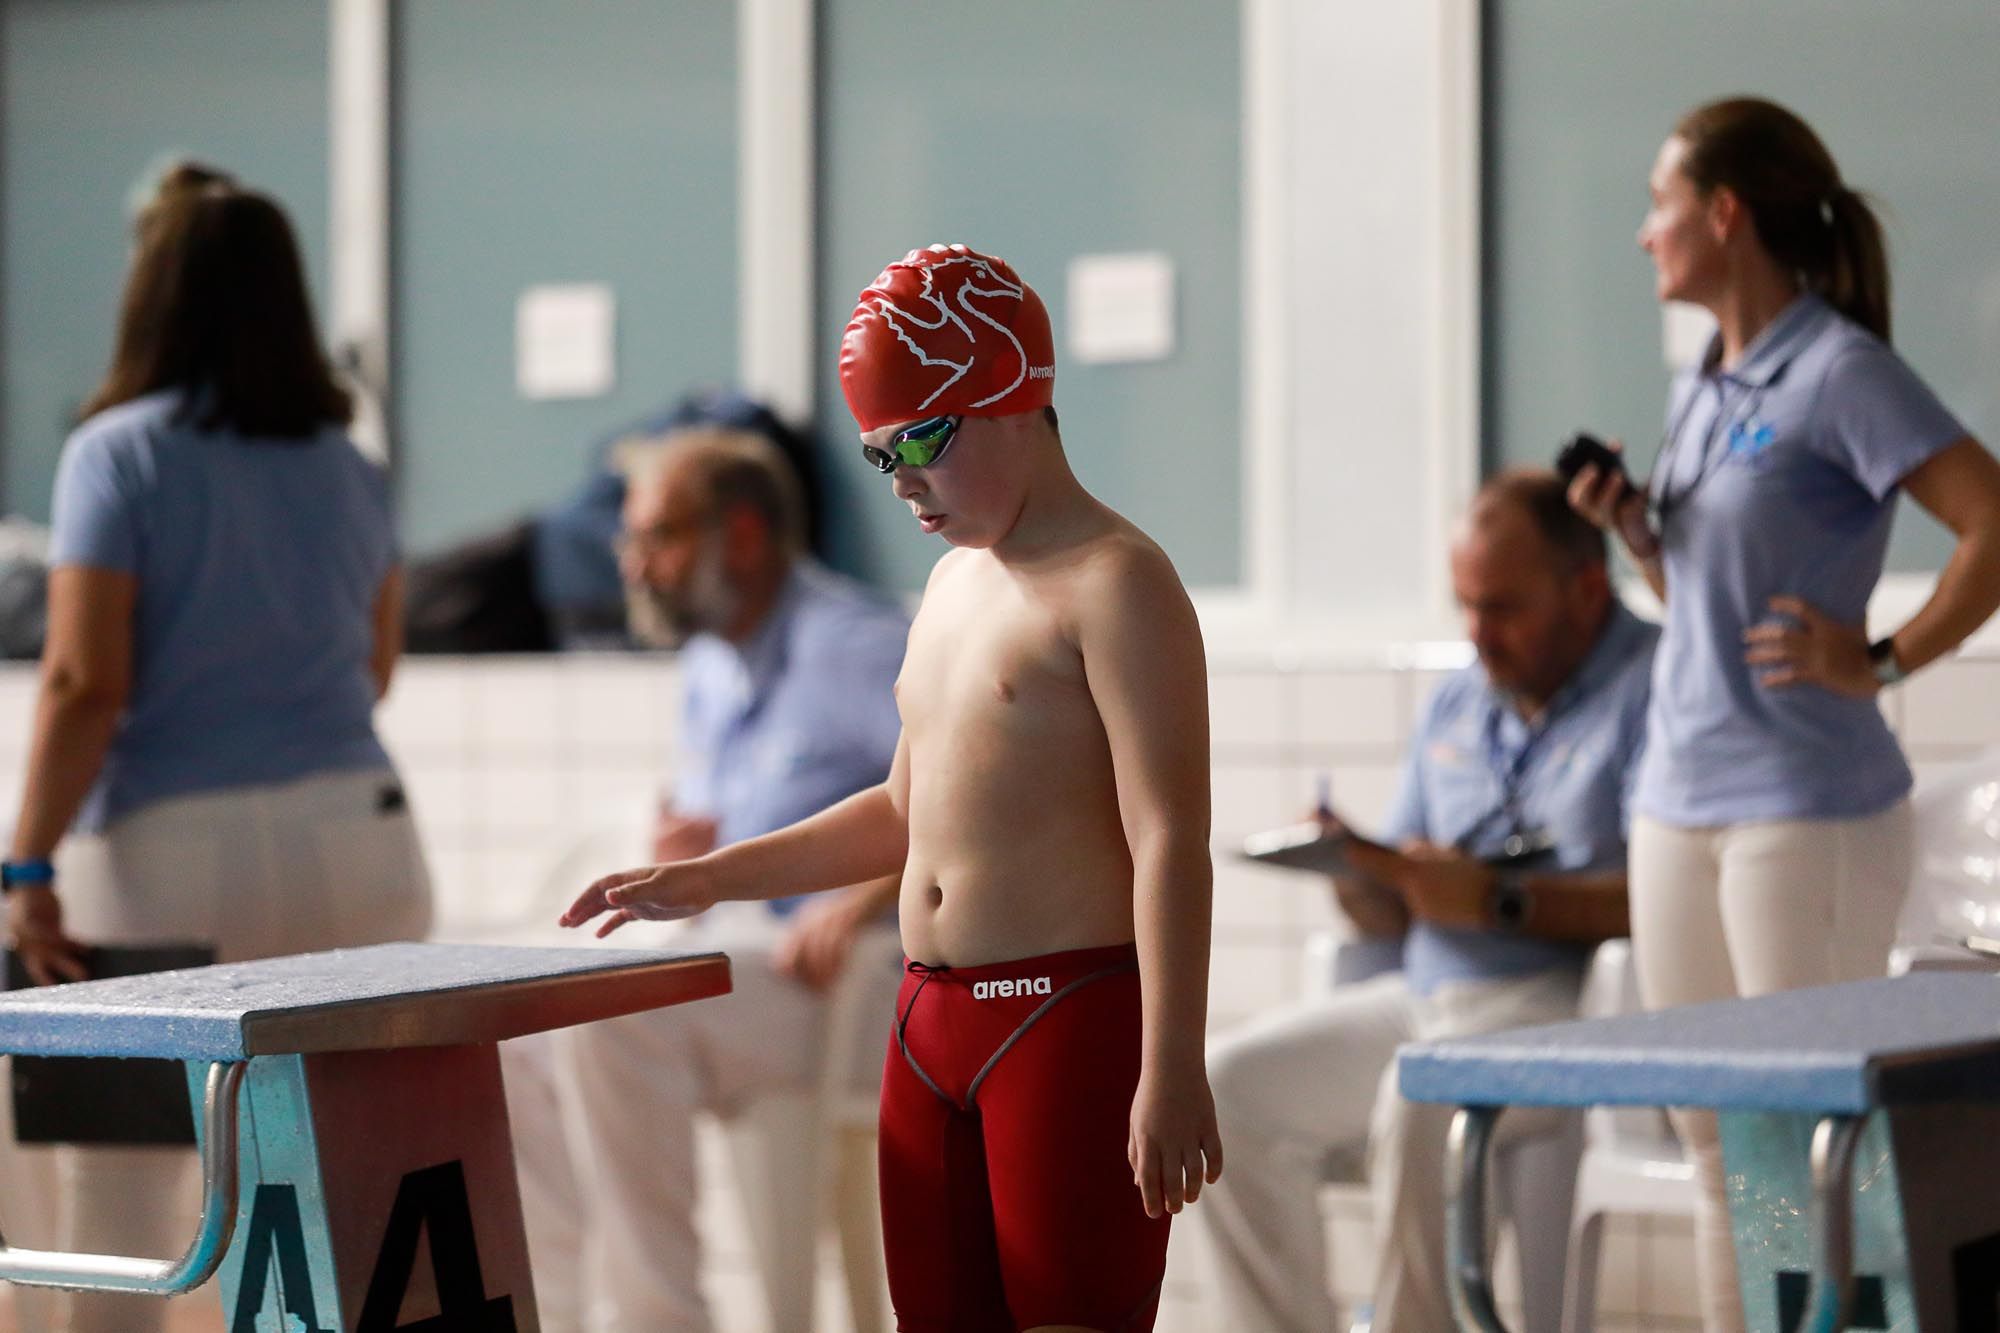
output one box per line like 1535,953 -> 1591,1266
1868,637 -> 1907,688
1489,875 -> 1534,934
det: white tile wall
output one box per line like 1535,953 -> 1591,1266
1900,658 -> 2000,751
1,647 -> 1995,1331
1210,760 -> 1293,844
1297,670 -> 1405,753
1209,670 -> 1295,755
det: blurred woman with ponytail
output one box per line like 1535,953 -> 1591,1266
1569,95 -> 2000,1328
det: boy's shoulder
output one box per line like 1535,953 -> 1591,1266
1074,517 -> 1183,599
1060,518 -> 1197,662
917,514 -> 1185,618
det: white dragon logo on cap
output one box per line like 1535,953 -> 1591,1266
866,249 -> 1031,414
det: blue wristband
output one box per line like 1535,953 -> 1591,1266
1,859 -> 56,891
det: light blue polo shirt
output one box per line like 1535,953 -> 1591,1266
49,390 -> 397,832
1384,603 -> 1657,997
674,560 -> 908,916
1635,295 -> 1967,828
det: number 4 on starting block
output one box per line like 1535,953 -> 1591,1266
233,1160 -> 515,1333
208,1042 -> 534,1331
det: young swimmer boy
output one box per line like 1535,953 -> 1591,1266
563,244 -> 1221,1333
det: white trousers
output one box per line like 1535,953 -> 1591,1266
6,768 -> 432,1333
504,903 -> 830,1333
1201,965 -> 1580,1333
1629,802 -> 1912,1333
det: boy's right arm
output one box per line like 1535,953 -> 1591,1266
561,735 -> 912,936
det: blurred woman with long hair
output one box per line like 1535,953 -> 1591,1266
4,171 -> 430,1331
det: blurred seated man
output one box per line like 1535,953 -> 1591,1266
1202,471 -> 1657,1333
404,388 -> 819,653
531,387 -> 824,648
506,426 -> 907,1332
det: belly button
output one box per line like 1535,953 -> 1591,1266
926,884 -> 943,907
995,680 -> 1016,703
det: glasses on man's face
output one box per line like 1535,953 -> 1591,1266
614,511 -> 713,561
861,415 -> 960,475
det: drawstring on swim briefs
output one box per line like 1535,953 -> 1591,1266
901,959 -> 949,1032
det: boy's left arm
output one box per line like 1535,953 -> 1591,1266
1079,545 -> 1224,1219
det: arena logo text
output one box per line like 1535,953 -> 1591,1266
972,976 -> 1054,1000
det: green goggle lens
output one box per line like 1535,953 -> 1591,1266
861,416 -> 959,474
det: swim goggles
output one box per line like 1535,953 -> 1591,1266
861,415 -> 960,474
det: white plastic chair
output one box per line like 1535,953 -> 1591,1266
1558,938 -> 1694,1333
1894,749 -> 2000,971
726,924 -> 903,1333
1303,931 -> 1582,1333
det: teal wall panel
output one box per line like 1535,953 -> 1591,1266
6,4 -> 1239,579
0,0 -> 329,519
817,1 -> 1243,591
1484,2 -> 2000,571
391,0 -> 737,556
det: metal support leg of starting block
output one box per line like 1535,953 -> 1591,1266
0,1061 -> 246,1294
1801,1114 -> 1863,1333
1444,1105 -> 1508,1333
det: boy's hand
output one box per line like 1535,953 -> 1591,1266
1127,1057 -> 1224,1218
560,860 -> 719,937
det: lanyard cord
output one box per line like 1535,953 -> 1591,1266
1648,342 -> 1792,524
1652,373 -> 1771,525
1458,702 -> 1557,855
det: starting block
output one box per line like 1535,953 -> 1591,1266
0,941 -> 730,1330
1401,970 -> 2000,1332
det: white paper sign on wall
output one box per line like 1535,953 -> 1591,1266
1066,252 -> 1176,365
517,283 -> 617,400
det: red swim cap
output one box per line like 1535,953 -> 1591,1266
839,244 -> 1056,433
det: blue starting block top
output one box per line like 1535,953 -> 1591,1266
0,942 -> 730,1064
1400,971 -> 2000,1115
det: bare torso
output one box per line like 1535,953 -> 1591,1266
894,521 -> 1154,966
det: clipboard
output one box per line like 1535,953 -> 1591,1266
1238,820 -> 1396,877
6,943 -> 215,1146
